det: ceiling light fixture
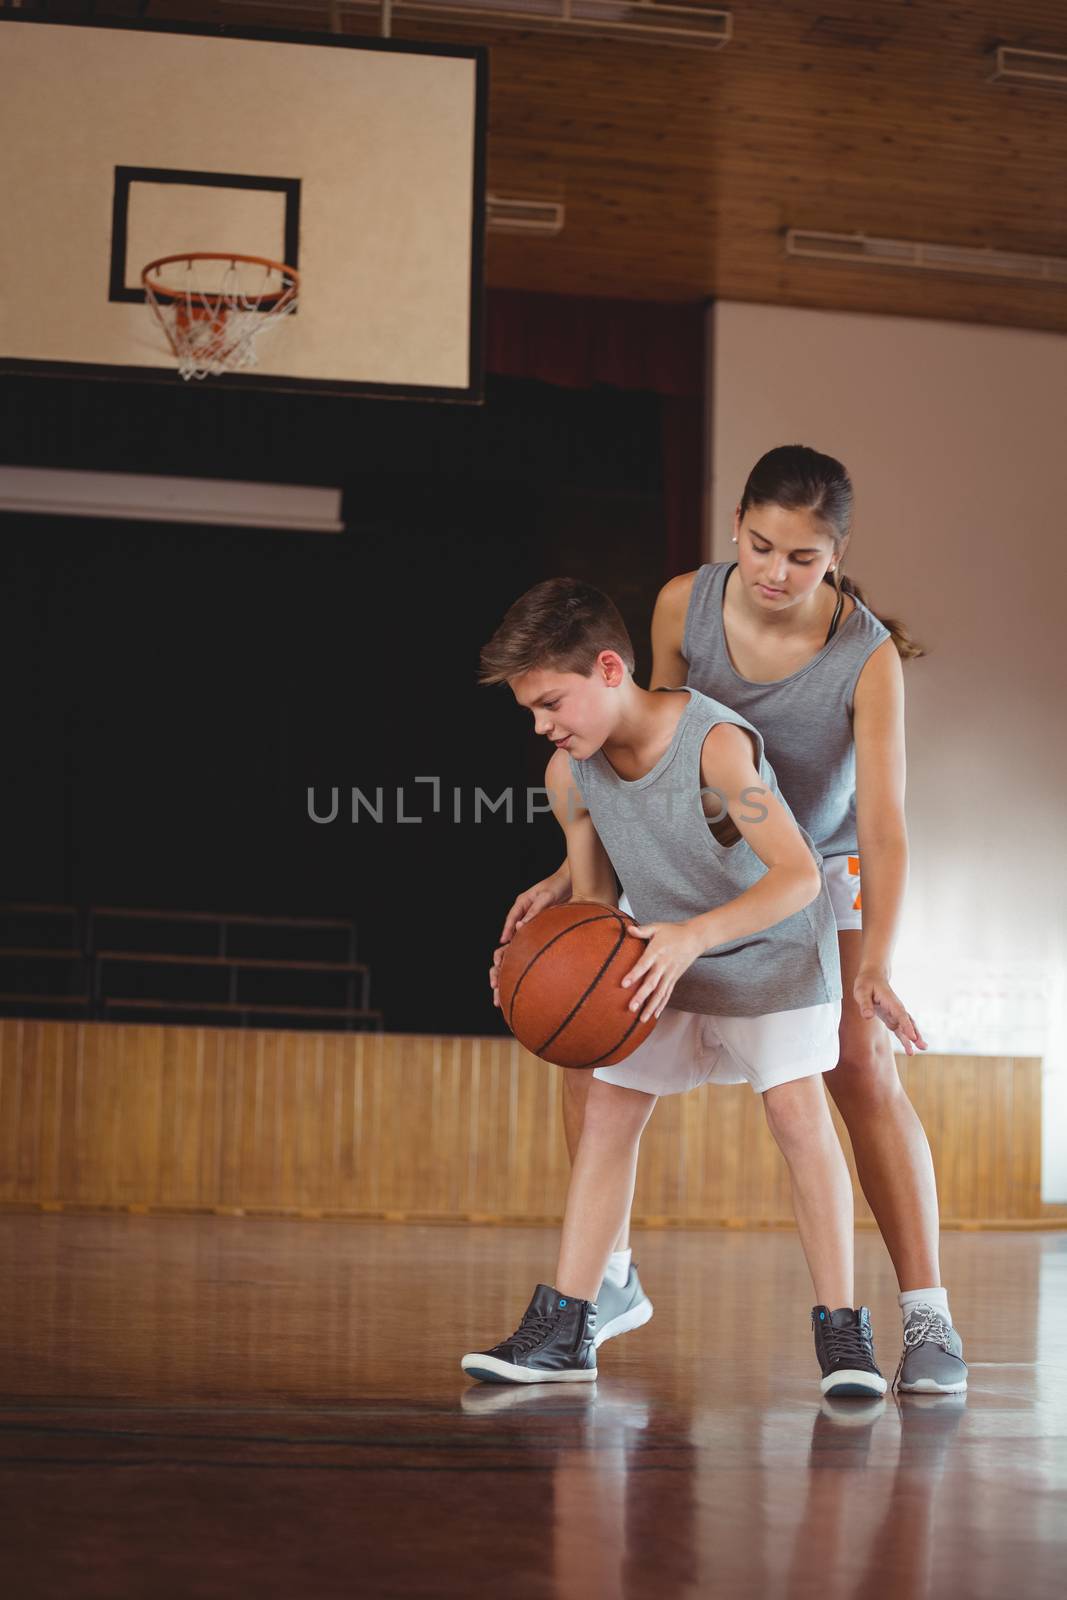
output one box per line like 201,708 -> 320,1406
785,229 -> 1067,286
487,196 -> 565,236
320,0 -> 732,49
989,46 -> 1067,90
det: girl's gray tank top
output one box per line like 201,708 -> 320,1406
568,689 -> 841,1018
682,563 -> 891,858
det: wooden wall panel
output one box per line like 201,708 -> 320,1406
0,1020 -> 1062,1227
140,0 -> 1067,336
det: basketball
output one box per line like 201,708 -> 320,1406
497,902 -> 659,1069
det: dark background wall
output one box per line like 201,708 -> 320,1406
2,371 -> 666,1035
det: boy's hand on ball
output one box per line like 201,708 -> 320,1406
492,880 -> 569,1005
489,944 -> 511,1008
498,879 -> 568,946
489,931 -> 536,1007
622,921 -> 703,1023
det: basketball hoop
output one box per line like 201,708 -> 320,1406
141,253 -> 300,381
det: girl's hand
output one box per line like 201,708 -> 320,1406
489,877 -> 572,1008
854,967 -> 928,1055
622,921 -> 704,1023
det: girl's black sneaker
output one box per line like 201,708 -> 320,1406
812,1306 -> 888,1397
461,1284 -> 598,1384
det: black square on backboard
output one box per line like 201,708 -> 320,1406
109,166 -> 302,305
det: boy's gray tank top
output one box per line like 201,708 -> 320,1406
682,563 -> 891,858
568,689 -> 841,1018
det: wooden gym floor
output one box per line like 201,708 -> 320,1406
2,1215 -> 1065,1599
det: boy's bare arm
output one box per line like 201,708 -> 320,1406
544,748 -> 618,908
487,754 -> 614,1010
687,723 -> 822,949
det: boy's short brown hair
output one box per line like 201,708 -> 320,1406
479,578 -> 636,686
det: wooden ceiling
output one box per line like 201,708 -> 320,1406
114,2 -> 1067,331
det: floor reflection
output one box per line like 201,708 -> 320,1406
783,1394 -> 967,1600
1,1218 -> 1065,1599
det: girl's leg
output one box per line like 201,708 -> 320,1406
555,1078 -> 657,1302
827,932 -> 941,1291
762,1074 -> 854,1309
562,1067 -> 634,1253
560,1068 -> 590,1162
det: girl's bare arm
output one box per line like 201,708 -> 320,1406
851,639 -> 926,1051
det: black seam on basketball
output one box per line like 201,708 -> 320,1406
506,911 -> 627,1030
550,936 -> 651,1068
572,1009 -> 649,1070
535,922 -> 628,1055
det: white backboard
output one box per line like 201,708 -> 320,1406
0,17 -> 486,400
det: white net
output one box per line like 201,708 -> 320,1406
142,255 -> 299,381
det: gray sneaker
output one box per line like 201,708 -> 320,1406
895,1306 -> 968,1393
593,1265 -> 654,1349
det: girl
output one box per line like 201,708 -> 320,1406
490,444 -> 966,1394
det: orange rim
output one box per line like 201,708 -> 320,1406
141,252 -> 299,304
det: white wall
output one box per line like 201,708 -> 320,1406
710,300 -> 1067,1200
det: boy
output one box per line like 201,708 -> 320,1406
462,578 -> 885,1397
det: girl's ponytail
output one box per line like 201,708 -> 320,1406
829,570 -> 925,662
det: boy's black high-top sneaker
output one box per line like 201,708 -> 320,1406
461,1285 -> 598,1384
812,1306 -> 888,1397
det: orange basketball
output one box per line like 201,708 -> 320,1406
498,902 -> 658,1069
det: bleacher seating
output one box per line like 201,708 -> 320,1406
0,904 -> 383,1032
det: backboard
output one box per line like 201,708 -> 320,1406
0,17 -> 486,400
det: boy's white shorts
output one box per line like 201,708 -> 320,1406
592,999 -> 842,1097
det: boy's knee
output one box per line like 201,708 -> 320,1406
582,1079 -> 656,1141
762,1075 -> 829,1147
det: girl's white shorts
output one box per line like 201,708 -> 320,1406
822,853 -> 863,932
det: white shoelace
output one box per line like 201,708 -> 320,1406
903,1307 -> 953,1352
892,1304 -> 954,1390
